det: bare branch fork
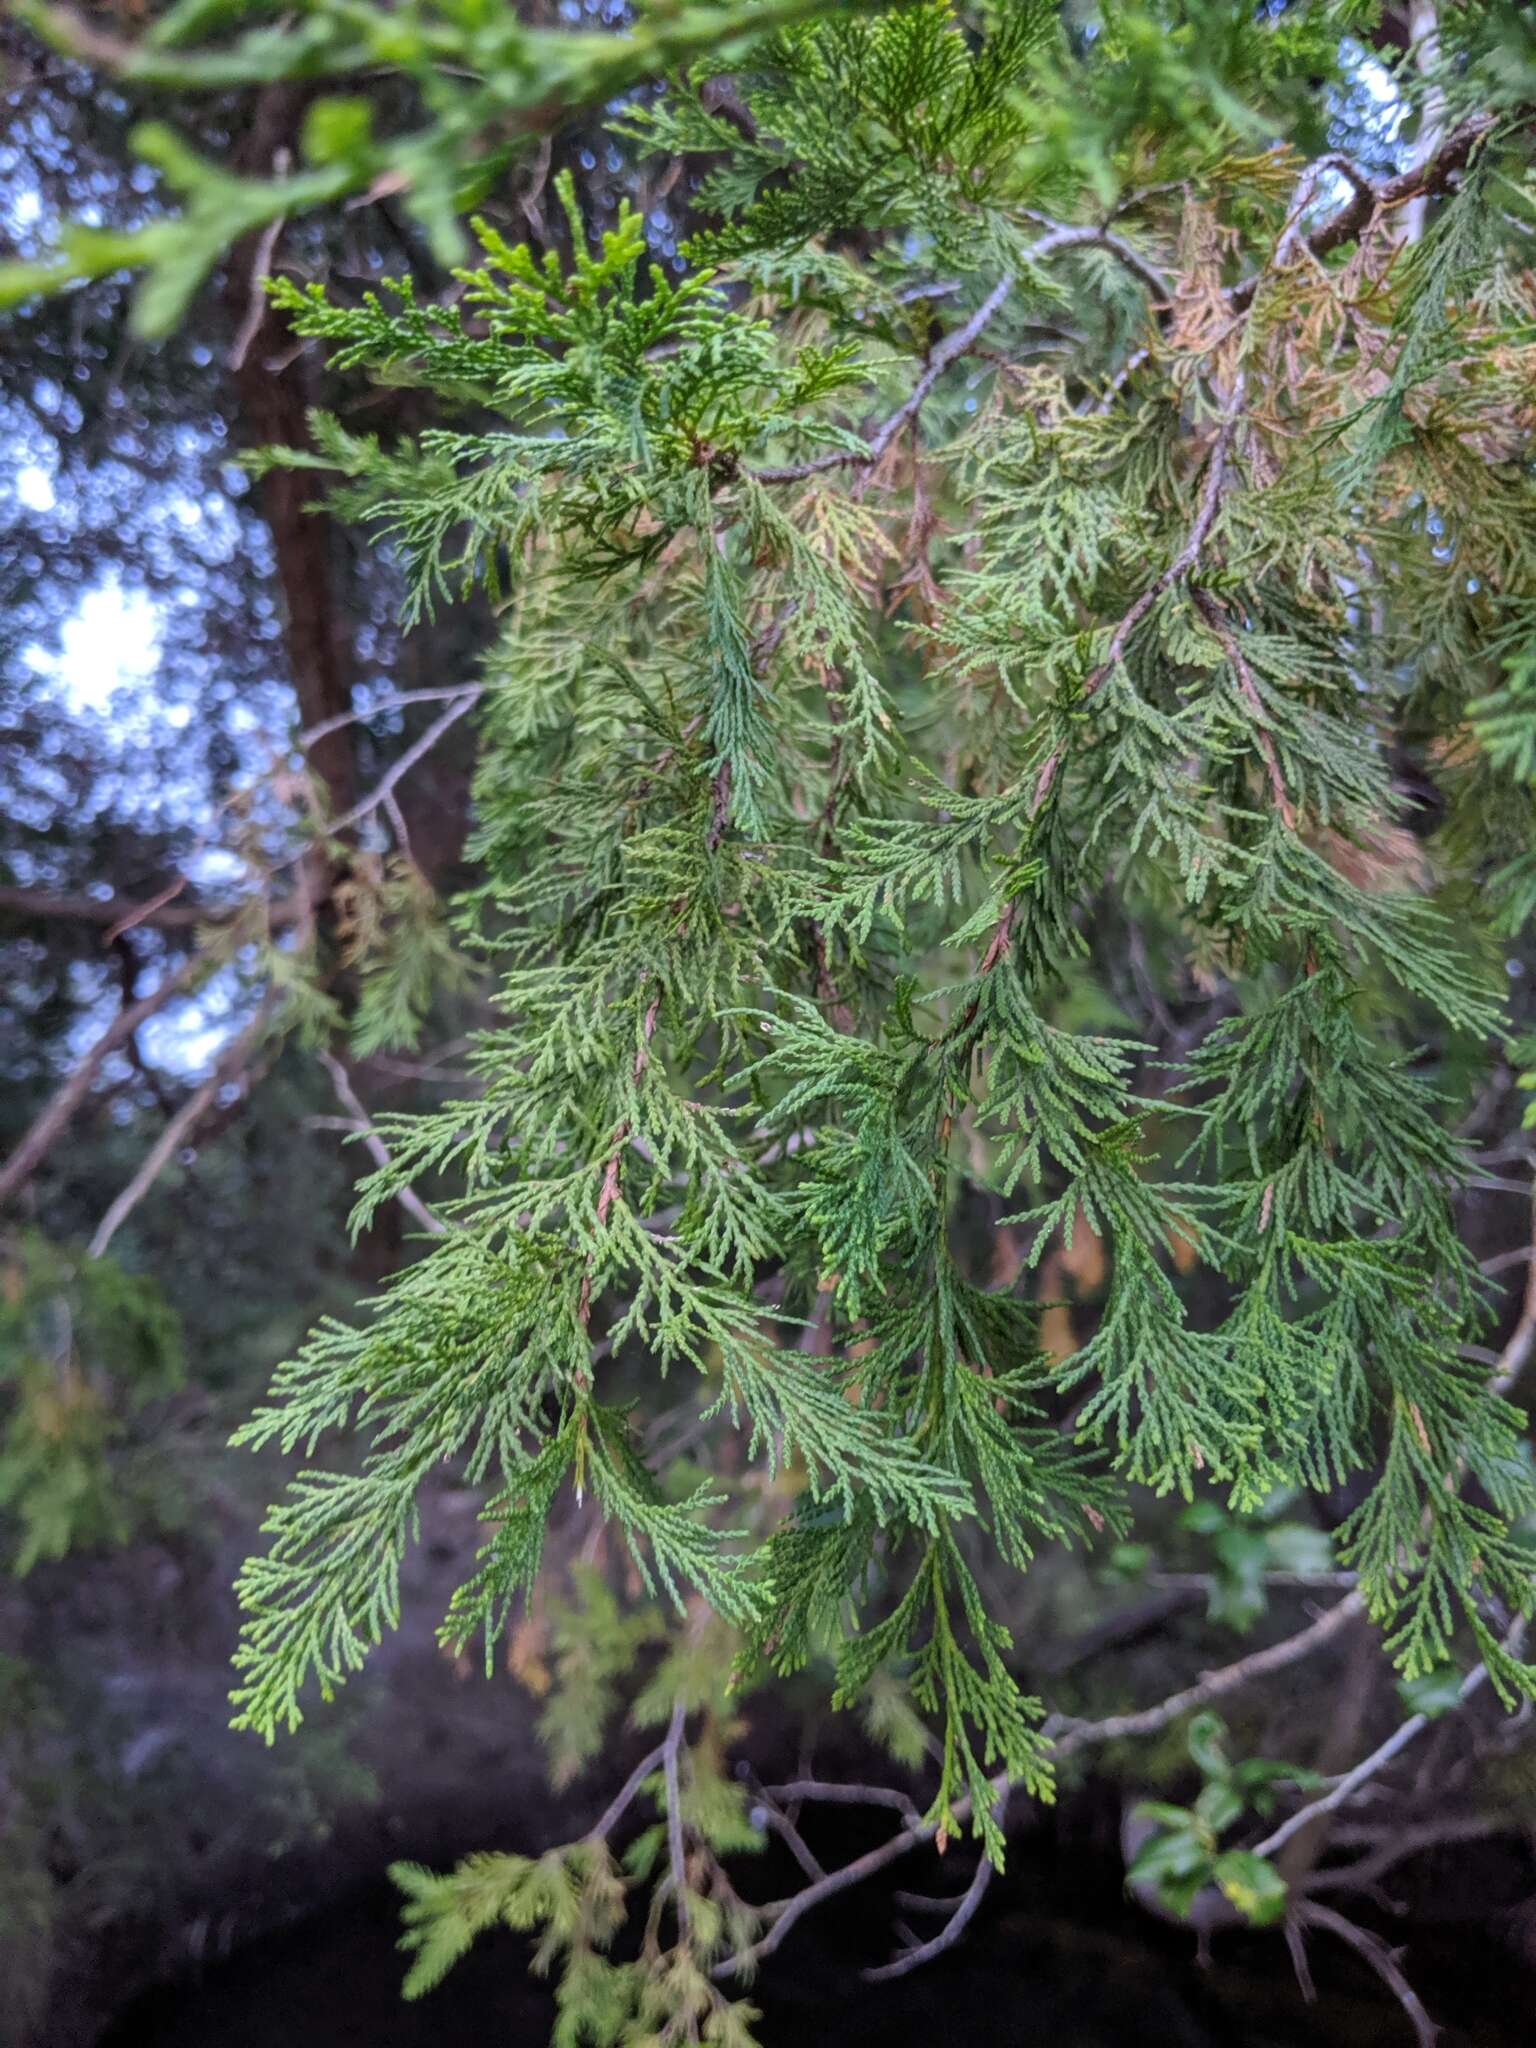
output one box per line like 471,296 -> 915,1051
932,106 -> 1491,1017
861,1791 -> 1007,1984
86,991 -> 279,1259
319,689 -> 481,842
714,1593 -> 1522,1990
3,688 -> 478,952
1049,1590 -> 1364,1752
749,221 -> 1167,488
1293,1902 -> 1440,2048
1,673 -> 487,1216
754,1429 -> 1532,1985
1030,391 -> 1243,815
1229,108 -> 1497,313
1251,1619 -> 1528,1864
714,1592 -> 1361,1985
0,955 -> 200,1213
744,111 -> 1489,501
298,684 -> 485,749
319,1052 -> 445,1237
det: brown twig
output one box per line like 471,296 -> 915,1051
716,1594 -> 1361,1985
1192,588 -> 1296,829
750,272 -> 1016,486
320,690 -> 480,841
587,1742 -> 668,1845
104,875 -> 193,944
0,885 -> 300,934
1293,1902 -> 1439,2046
1049,1592 -> 1364,1752
0,955 -> 201,1211
228,192 -> 289,371
862,1792 -> 1007,1983
86,993 -> 278,1258
1030,397 -> 1243,816
298,685 -> 485,750
948,393 -> 1246,1032
1228,110 -> 1496,315
662,1696 -> 691,1942
319,1052 -> 445,1236
1251,1621 -> 1525,1864
749,218 -> 1166,490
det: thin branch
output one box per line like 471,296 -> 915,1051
319,1052 -> 445,1236
1305,1815 -> 1504,1899
1028,388 -> 1245,828
0,884 -> 280,934
1192,588 -> 1296,829
862,1793 -> 1006,1984
1294,1902 -> 1439,2047
892,1889 -> 975,1916
1285,1913 -> 1319,2005
750,273 -> 1014,485
321,690 -> 480,841
1252,1623 -> 1525,1862
105,875 -> 193,943
229,197 -> 289,371
1229,110 -> 1496,312
716,1593 -> 1364,1985
753,1796 -> 827,1885
1050,1592 -> 1364,1753
87,994 -> 277,1259
705,758 -> 733,854
0,956 -> 200,1211
765,1780 -> 921,1822
662,1696 -> 691,1942
1480,1244 -> 1533,1277
892,277 -> 964,306
382,787 -> 414,862
1489,1187 -> 1536,1401
1019,211 -> 1172,301
586,1743 -> 667,1845
942,380 -> 1248,1012
713,1812 -> 931,1981
1148,1570 -> 1358,1593
750,220 -> 1166,488
298,685 -> 485,750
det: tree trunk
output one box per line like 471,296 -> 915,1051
223,85 -> 355,825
